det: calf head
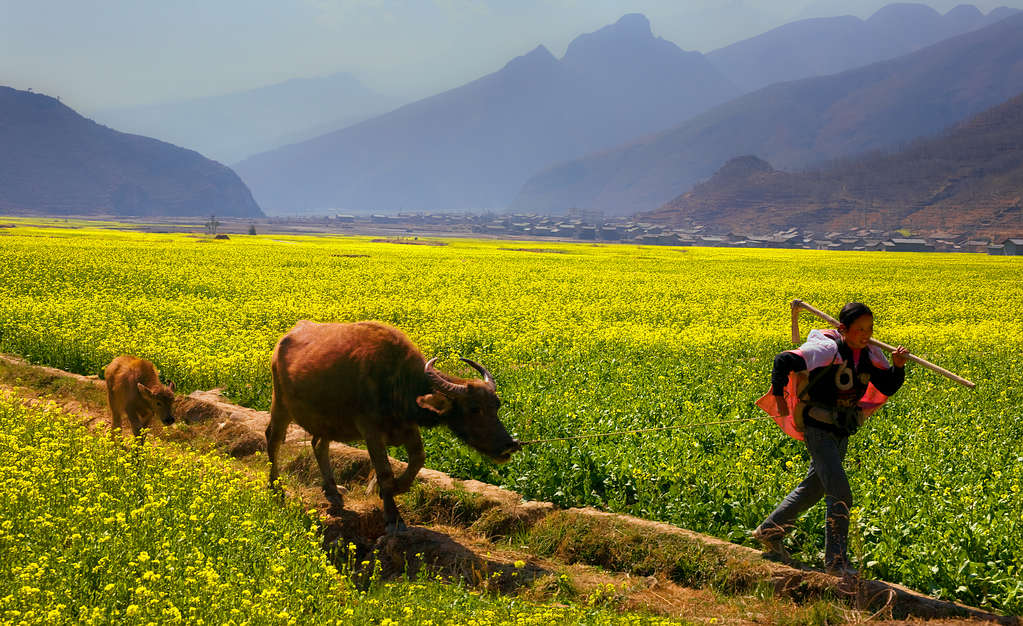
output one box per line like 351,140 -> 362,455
137,381 -> 176,426
418,358 -> 521,463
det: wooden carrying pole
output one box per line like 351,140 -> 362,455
790,299 -> 975,389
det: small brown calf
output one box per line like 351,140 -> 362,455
104,355 -> 176,444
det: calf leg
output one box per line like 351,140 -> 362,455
127,413 -> 150,446
266,403 -> 291,496
311,436 -> 344,513
365,433 -> 405,534
110,408 -> 124,441
107,387 -> 122,440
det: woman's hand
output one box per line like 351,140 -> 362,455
892,345 -> 909,368
774,394 -> 789,416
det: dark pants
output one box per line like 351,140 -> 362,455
760,425 -> 852,568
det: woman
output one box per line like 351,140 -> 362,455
753,302 -> 908,576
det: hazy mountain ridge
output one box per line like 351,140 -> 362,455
0,87 -> 263,217
93,72 -> 400,165
513,11 -> 1023,215
643,93 -> 1023,237
233,14 -> 740,214
236,44 -> 579,213
10,4 -> 1022,221
707,3 -> 1020,93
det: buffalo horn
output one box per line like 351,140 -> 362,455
460,358 -> 496,391
425,357 -> 469,396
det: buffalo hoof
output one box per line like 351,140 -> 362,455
326,497 -> 345,517
385,519 -> 408,535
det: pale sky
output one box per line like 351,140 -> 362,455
3,0 -> 1022,113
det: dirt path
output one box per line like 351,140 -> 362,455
0,354 -> 1015,624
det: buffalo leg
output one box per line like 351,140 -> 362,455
311,436 -> 343,512
365,434 -> 405,533
394,431 -> 425,495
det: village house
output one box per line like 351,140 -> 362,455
999,238 -> 1023,255
961,240 -> 990,253
888,238 -> 935,252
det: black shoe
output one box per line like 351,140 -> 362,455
752,526 -> 790,560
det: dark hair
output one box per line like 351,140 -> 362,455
838,302 -> 873,328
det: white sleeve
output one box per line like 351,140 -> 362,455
800,329 -> 840,370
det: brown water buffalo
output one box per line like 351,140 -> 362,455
104,355 -> 176,444
268,320 -> 521,533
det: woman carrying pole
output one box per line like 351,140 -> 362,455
753,302 -> 909,576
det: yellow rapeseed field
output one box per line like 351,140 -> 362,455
1,222 -> 1021,612
0,393 -> 684,625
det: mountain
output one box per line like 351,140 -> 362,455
707,4 -> 1019,94
0,86 -> 263,218
513,12 -> 1023,215
643,92 -> 1023,237
93,72 -> 399,164
233,14 -> 740,214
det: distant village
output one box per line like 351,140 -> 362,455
264,210 -> 1023,255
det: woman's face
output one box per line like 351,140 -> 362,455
843,314 -> 874,350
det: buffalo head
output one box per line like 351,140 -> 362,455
417,357 -> 521,463
137,380 -> 176,426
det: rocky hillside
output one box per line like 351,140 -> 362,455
643,93 -> 1023,237
513,12 -> 1023,215
707,4 -> 1018,94
0,87 -> 263,217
